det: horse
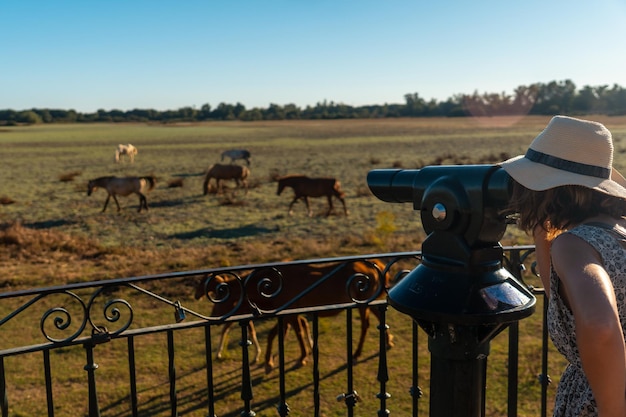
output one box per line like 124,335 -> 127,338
246,259 -> 393,372
87,176 -> 155,212
194,274 -> 311,365
203,163 -> 250,195
276,175 -> 348,217
114,144 -> 138,163
221,149 -> 251,166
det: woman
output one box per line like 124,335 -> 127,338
500,115 -> 626,417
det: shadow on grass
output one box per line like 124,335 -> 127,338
25,219 -> 76,229
148,199 -> 191,209
171,172 -> 205,178
170,224 -> 279,240
104,360 -> 355,417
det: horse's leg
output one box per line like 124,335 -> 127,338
325,195 -> 334,217
112,195 -> 121,212
304,196 -> 312,217
287,197 -> 298,216
353,307 -> 371,362
292,315 -> 311,367
216,323 -> 233,359
102,195 -> 111,212
339,196 -> 349,216
137,193 -> 147,212
264,322 -> 280,373
302,315 -> 313,349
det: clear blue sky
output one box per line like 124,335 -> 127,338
3,0 -> 626,113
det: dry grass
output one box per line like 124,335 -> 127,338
3,116 -> 626,415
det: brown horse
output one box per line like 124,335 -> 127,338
203,163 -> 250,195
194,274 -> 311,365
87,176 -> 155,212
276,175 -> 348,217
247,259 -> 393,372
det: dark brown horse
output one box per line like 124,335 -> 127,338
249,259 -> 393,372
203,163 -> 250,195
87,176 -> 155,212
276,175 -> 348,217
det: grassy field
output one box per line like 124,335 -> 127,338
3,116 -> 626,416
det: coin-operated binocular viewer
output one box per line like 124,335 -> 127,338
367,165 -> 536,417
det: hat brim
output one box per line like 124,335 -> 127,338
499,155 -> 626,199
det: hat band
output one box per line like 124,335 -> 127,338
525,148 -> 610,179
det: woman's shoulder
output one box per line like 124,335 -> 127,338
551,227 -> 603,266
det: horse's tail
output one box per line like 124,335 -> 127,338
114,150 -> 120,163
142,176 -> 156,191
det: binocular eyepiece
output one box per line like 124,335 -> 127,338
367,164 -> 513,247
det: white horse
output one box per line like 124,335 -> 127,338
115,144 -> 138,163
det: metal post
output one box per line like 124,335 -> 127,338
83,342 -> 101,417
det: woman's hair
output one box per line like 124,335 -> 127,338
508,181 -> 626,236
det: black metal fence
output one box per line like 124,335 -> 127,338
0,247 -> 551,417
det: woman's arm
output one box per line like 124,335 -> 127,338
551,233 -> 626,417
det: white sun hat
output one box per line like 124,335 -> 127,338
499,115 -> 626,199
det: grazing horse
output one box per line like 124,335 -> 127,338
114,144 -> 138,163
194,274 -> 311,365
221,149 -> 251,166
203,163 -> 250,195
87,176 -> 155,213
277,175 -> 348,217
248,259 -> 393,372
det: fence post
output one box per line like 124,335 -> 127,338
84,341 -> 101,417
0,357 -> 7,417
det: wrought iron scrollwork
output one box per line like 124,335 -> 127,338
200,271 -> 248,319
86,288 -> 134,337
40,291 -> 88,343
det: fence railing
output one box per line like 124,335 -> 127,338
0,246 -> 550,417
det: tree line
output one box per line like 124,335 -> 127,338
2,79 -> 626,125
